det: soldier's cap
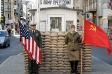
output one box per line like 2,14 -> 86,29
29,21 -> 37,26
71,25 -> 75,28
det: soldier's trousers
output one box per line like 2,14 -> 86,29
28,57 -> 39,74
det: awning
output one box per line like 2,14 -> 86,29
0,18 -> 3,20
108,14 -> 112,20
102,17 -> 107,21
108,16 -> 112,20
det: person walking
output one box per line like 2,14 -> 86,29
28,22 -> 42,74
7,28 -> 11,37
65,25 -> 82,74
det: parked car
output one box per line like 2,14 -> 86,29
0,30 -> 10,47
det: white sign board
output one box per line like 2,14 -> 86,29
40,0 -> 73,8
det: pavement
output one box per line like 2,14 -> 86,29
0,54 -> 112,74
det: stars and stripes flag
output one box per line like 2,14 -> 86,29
18,20 -> 40,64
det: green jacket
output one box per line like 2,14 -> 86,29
65,32 -> 81,61
65,32 -> 81,51
29,29 -> 42,48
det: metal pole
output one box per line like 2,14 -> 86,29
35,0 -> 40,30
81,45 -> 82,74
26,3 -> 28,30
85,0 -> 86,18
80,0 -> 87,74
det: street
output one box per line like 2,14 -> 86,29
0,37 -> 22,64
91,46 -> 112,65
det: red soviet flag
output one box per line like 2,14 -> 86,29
83,19 -> 111,55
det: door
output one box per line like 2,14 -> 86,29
48,15 -> 65,31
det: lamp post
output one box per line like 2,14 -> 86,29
23,0 -> 40,30
35,0 -> 40,30
26,2 -> 28,30
59,1 -> 67,8
29,9 -> 37,23
23,1 -> 35,30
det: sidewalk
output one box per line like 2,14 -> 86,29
0,54 -> 112,74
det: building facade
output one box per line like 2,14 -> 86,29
14,0 -> 23,23
102,1 -> 111,33
4,0 -> 14,26
0,0 -> 2,19
1,0 -> 4,19
74,0 -> 83,31
73,0 -> 83,9
0,0 -> 1,29
83,0 -> 110,27
0,0 -> 5,29
83,0 -> 111,33
83,0 -> 97,24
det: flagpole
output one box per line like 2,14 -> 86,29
79,12 -> 85,74
80,43 -> 83,74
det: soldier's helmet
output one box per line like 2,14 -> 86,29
29,21 -> 37,26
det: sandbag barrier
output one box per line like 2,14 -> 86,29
23,31 -> 91,73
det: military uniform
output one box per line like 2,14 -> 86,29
65,32 -> 81,61
28,23 -> 42,74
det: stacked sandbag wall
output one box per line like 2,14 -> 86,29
23,31 -> 91,73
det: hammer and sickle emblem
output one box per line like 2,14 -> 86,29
89,25 -> 96,32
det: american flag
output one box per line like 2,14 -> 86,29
18,20 -> 40,64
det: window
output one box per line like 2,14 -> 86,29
0,31 -> 5,37
8,14 -> 9,19
66,0 -> 71,4
66,21 -> 73,32
50,17 -> 62,31
14,1 -> 16,5
18,3 -> 19,7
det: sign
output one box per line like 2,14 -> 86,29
86,13 -> 93,22
0,18 -> 3,20
102,17 -> 107,21
5,20 -> 10,24
40,0 -> 71,5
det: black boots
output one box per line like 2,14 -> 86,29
70,70 -> 80,74
74,70 -> 80,74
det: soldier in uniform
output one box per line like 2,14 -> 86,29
65,25 -> 82,74
28,22 -> 42,74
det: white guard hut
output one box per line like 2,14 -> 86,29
40,7 -> 82,32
